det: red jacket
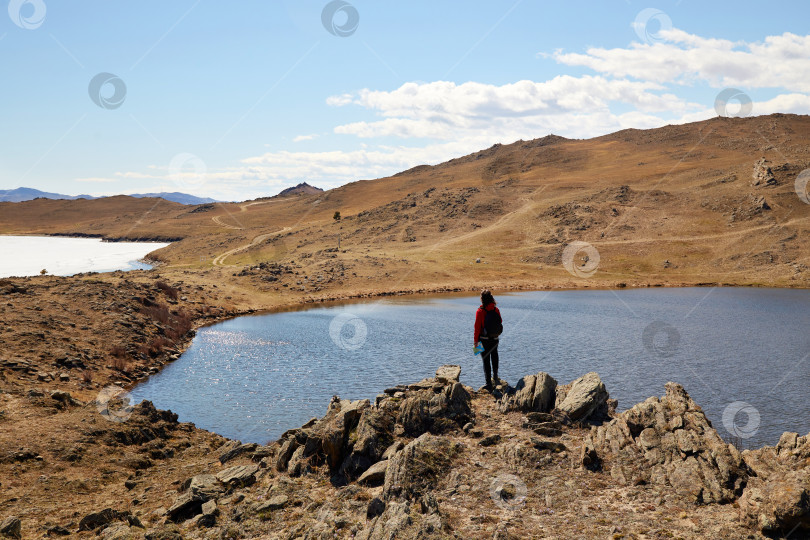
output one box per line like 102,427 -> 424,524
474,303 -> 501,344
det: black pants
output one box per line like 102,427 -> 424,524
480,338 -> 499,385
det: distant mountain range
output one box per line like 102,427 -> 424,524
0,187 -> 96,203
0,185 -> 323,205
0,187 -> 218,205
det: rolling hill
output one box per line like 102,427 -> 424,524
1,113 -> 809,305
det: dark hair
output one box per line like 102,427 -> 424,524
480,289 -> 495,306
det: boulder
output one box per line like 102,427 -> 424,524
505,372 -> 557,412
383,433 -> 460,500
215,464 -> 259,487
340,406 -> 396,479
738,471 -> 810,534
581,382 -> 748,504
736,431 -> 810,535
556,372 -> 608,422
167,474 -> 224,523
79,509 -> 128,531
397,382 -> 473,436
188,473 -> 224,499
357,460 -> 388,486
435,365 -> 461,384
219,442 -> 258,464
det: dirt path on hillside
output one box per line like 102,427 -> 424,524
211,214 -> 243,230
211,227 -> 291,266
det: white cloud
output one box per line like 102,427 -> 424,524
553,29 -> 810,92
293,134 -> 318,142
328,77 -> 697,141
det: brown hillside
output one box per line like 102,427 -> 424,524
1,114 -> 809,304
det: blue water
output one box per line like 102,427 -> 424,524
130,288 -> 810,448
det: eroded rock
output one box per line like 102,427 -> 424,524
581,382 -> 748,504
556,372 -> 608,422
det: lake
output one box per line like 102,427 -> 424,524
129,288 -> 810,448
0,235 -> 170,278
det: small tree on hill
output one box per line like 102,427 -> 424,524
333,211 -> 341,221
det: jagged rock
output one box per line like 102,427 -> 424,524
397,382 -> 473,436
357,460 -> 388,486
275,434 -> 302,472
739,471 -> 810,534
317,397 -> 370,471
383,433 -> 461,500
216,464 -> 259,487
752,157 -> 778,187
0,517 -> 21,539
340,406 -> 396,479
356,501 -> 412,540
581,382 -> 748,504
505,372 -> 557,412
736,431 -> 810,534
556,372 -> 608,422
167,474 -> 225,523
435,365 -> 461,384
189,474 -> 225,500
219,442 -> 257,464
78,508 -> 129,531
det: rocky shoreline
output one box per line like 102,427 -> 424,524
1,274 -> 808,538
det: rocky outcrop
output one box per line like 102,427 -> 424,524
736,431 -> 810,535
397,380 -> 472,436
274,365 -> 471,485
556,372 -> 608,421
502,372 -> 557,413
167,474 -> 226,523
383,433 -> 461,501
752,157 -> 778,187
581,382 -> 748,504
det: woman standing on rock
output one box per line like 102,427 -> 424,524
474,289 -> 503,391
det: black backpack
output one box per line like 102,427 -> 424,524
483,308 -> 503,338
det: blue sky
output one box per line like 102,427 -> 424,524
1,1 -> 809,201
